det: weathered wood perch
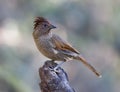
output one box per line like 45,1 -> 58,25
39,60 -> 75,92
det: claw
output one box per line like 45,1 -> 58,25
48,61 -> 65,72
48,66 -> 59,72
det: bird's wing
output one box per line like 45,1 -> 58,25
51,34 -> 80,54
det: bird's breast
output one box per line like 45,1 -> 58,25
34,36 -> 56,59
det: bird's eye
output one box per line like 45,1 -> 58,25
43,24 -> 47,27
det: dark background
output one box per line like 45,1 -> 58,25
0,0 -> 120,92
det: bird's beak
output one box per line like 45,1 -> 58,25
50,24 -> 56,29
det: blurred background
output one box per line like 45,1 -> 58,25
0,0 -> 120,92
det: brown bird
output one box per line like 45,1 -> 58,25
33,17 -> 101,78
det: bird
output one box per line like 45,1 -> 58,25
33,17 -> 101,78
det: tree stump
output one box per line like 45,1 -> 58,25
39,60 -> 75,92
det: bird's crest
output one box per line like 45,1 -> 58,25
34,17 -> 49,29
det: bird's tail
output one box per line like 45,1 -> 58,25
75,55 -> 102,78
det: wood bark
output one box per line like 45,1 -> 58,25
39,60 -> 75,92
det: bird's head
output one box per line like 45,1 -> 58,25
33,17 -> 56,36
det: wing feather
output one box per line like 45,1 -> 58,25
51,34 -> 80,54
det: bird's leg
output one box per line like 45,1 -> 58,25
48,61 -> 65,72
54,61 -> 65,71
48,60 -> 65,72
51,60 -> 55,62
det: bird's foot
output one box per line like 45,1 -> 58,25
49,61 -> 65,72
48,66 -> 59,72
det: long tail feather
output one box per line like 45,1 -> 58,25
76,55 -> 102,78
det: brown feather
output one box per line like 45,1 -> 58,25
51,34 -> 80,54
34,17 -> 49,30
